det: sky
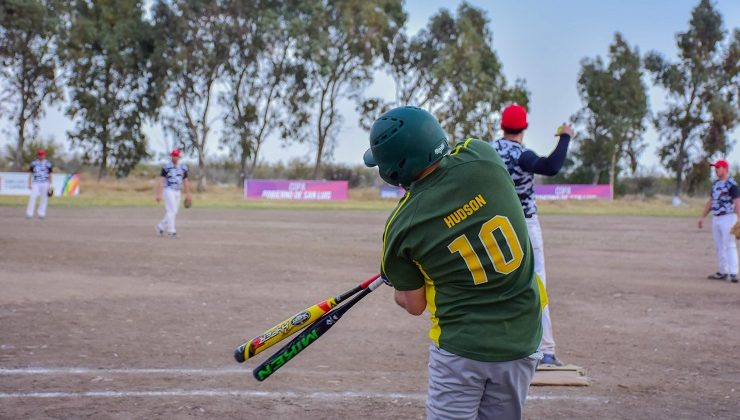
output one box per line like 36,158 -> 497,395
14,0 -> 740,173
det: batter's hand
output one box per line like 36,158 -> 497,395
155,193 -> 162,203
697,218 -> 704,229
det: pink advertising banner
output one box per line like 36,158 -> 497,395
244,179 -> 348,201
534,184 -> 612,201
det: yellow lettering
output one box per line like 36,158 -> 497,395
441,194 -> 488,228
451,212 -> 461,224
475,194 -> 486,207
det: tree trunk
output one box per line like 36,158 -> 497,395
591,168 -> 601,185
608,150 -> 618,189
238,136 -> 248,188
673,135 -> 688,200
248,141 -> 262,180
312,122 -> 326,179
312,148 -> 323,180
197,147 -> 207,192
14,117 -> 27,170
98,141 -> 108,180
674,170 -> 683,198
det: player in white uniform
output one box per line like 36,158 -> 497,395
156,149 -> 191,238
491,104 -> 573,366
26,149 -> 53,219
698,159 -> 740,283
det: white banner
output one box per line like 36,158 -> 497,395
0,172 -> 80,196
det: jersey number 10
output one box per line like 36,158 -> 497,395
447,215 -> 524,284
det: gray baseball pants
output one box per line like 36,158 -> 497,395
426,345 -> 538,420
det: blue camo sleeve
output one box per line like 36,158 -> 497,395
729,183 -> 739,200
518,134 -> 571,176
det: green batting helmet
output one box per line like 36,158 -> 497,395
363,106 -> 449,188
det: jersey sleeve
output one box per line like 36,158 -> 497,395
518,134 -> 570,176
182,165 -> 188,179
729,183 -> 739,200
382,200 -> 426,291
48,162 -> 53,172
29,162 -> 35,173
454,138 -> 502,162
382,249 -> 425,291
160,167 -> 167,177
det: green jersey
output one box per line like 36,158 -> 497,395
381,138 -> 543,362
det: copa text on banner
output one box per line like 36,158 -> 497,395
244,179 -> 348,201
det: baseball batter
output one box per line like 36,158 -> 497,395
364,106 -> 545,419
697,159 -> 740,283
155,149 -> 191,238
26,149 -> 53,219
491,104 -> 572,367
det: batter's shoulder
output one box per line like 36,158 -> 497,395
449,138 -> 506,170
450,138 -> 497,159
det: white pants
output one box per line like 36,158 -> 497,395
158,189 -> 180,234
526,215 -> 555,355
26,182 -> 50,218
712,214 -> 738,275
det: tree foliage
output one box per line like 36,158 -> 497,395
289,0 -> 406,178
153,0 -> 229,191
63,0 -> 160,178
220,0 -> 308,186
359,2 -> 528,143
645,0 -> 739,197
0,0 -> 63,170
572,32 -> 648,186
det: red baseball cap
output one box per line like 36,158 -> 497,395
501,104 -> 528,131
36,149 -> 46,156
170,149 -> 181,157
711,159 -> 729,169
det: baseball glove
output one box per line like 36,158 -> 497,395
184,196 -> 192,209
731,222 -> 740,239
47,187 -> 54,197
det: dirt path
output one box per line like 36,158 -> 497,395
1,207 -> 738,419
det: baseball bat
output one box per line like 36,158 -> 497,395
233,274 -> 381,363
253,276 -> 385,381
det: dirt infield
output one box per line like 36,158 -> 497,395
1,207 -> 738,419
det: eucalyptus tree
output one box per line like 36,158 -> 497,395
645,0 -> 739,198
359,2 -> 527,143
153,0 -> 229,191
0,0 -> 63,169
220,0 -> 309,185
63,0 -> 160,178
290,0 -> 406,178
572,33 -> 648,186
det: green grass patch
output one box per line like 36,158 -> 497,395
536,195 -> 704,217
0,179 -> 705,216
